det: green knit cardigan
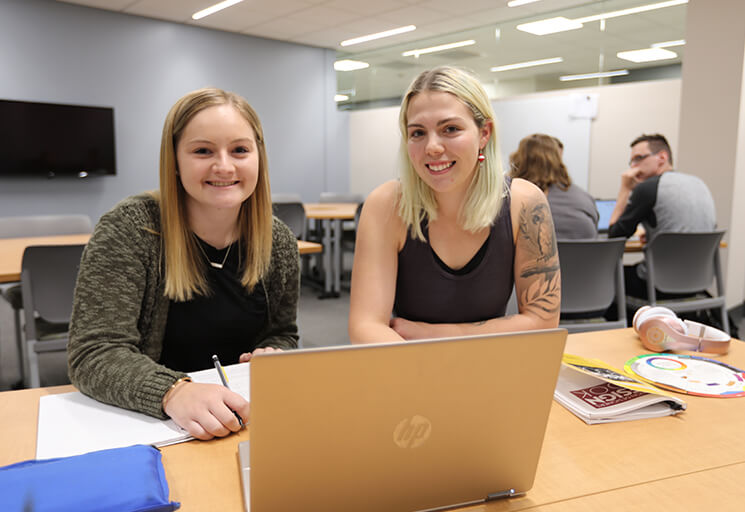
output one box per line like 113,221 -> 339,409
68,193 -> 299,418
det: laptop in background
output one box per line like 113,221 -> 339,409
595,198 -> 617,233
242,329 -> 567,512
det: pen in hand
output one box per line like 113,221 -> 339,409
212,354 -> 245,428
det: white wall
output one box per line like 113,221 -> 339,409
493,93 -> 593,189
349,106 -> 401,196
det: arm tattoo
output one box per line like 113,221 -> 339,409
517,201 -> 560,319
519,203 -> 558,274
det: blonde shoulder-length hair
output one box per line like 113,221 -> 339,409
398,66 -> 506,241
158,87 -> 272,301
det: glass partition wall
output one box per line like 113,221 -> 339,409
335,0 -> 687,110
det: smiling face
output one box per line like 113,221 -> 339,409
176,103 -> 259,222
405,91 -> 491,198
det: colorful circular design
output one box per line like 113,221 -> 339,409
645,357 -> 687,371
625,353 -> 745,398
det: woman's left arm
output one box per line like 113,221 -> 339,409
390,178 -> 561,340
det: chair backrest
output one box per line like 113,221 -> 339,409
0,214 -> 93,238
558,238 -> 626,314
272,202 -> 306,239
505,287 -> 519,316
644,230 -> 726,295
354,202 -> 363,227
319,192 -> 364,204
21,244 -> 86,339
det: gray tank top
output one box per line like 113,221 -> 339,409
393,188 -> 514,324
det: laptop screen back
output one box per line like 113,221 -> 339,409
595,199 -> 616,232
247,330 -> 567,512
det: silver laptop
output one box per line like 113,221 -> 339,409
595,198 -> 617,233
240,329 -> 567,512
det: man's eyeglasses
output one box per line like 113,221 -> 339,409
629,152 -> 658,166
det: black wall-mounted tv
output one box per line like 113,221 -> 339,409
0,99 -> 116,178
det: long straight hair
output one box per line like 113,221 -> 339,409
159,88 -> 272,301
398,66 -> 506,241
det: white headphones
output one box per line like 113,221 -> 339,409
632,306 -> 731,355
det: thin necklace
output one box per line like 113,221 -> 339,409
196,238 -> 232,269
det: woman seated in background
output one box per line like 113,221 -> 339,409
68,88 -> 299,439
348,66 -> 560,344
509,133 -> 598,239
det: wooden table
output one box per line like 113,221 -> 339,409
297,239 -> 322,255
303,202 -> 359,298
1,329 -> 743,511
0,234 -> 91,283
0,235 -> 321,283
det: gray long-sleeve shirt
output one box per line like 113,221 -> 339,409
609,171 -> 716,240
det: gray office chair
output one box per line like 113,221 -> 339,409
333,202 -> 365,284
0,214 -> 92,386
634,230 -> 729,334
558,238 -> 627,333
20,244 -> 86,388
272,202 -> 307,240
505,287 -> 519,316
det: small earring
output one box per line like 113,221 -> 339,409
478,149 -> 485,163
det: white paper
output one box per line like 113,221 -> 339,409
36,362 -> 250,459
569,93 -> 598,119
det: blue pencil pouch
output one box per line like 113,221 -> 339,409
0,444 -> 180,511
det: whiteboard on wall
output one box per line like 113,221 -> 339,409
349,106 -> 401,197
493,93 -> 595,190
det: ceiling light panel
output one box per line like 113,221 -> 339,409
192,0 -> 244,20
334,59 -> 370,71
617,47 -> 678,62
341,25 -> 416,47
652,39 -> 686,48
559,69 -> 630,81
575,0 -> 689,23
508,0 -> 542,6
402,40 -> 476,58
491,57 -> 563,72
516,17 -> 584,36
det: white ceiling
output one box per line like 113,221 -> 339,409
55,0 -> 687,104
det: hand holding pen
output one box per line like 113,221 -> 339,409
213,354 -> 245,428
162,360 -> 249,440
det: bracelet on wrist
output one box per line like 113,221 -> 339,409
162,376 -> 192,408
169,376 -> 192,391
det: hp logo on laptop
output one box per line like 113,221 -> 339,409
393,415 -> 432,449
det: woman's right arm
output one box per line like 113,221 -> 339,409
67,203 -> 185,419
349,181 -> 406,344
68,204 -> 249,438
